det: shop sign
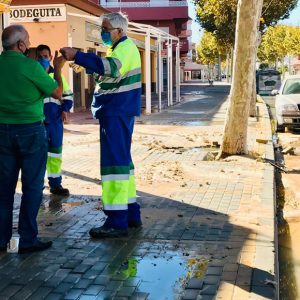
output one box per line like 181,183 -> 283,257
10,5 -> 66,22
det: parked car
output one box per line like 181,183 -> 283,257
257,69 -> 281,96
272,75 -> 300,132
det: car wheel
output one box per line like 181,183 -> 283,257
276,122 -> 285,133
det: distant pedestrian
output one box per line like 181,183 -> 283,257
36,44 -> 73,196
0,25 -> 65,254
60,12 -> 142,238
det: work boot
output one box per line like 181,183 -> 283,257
50,185 -> 70,196
18,240 -> 52,254
128,220 -> 142,228
89,226 -> 128,239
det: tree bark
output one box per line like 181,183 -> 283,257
249,21 -> 263,118
218,0 -> 263,157
249,72 -> 257,117
226,52 -> 230,83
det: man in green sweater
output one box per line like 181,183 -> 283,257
0,24 -> 65,254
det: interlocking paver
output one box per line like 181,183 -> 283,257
0,84 -> 276,300
45,293 -> 64,300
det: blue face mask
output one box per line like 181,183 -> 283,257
101,31 -> 113,46
38,58 -> 50,70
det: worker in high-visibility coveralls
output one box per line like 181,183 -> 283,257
36,44 -> 73,196
60,12 -> 142,238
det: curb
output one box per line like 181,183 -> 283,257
255,96 -> 278,300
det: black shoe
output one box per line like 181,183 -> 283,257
18,240 -> 52,254
89,226 -> 128,239
128,220 -> 142,228
0,246 -> 6,253
50,186 -> 70,196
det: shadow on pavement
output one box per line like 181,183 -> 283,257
0,189 -> 276,299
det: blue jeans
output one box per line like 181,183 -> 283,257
0,122 -> 47,248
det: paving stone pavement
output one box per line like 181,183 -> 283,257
0,85 -> 277,300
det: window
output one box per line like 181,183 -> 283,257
283,78 -> 300,95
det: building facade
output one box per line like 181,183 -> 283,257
9,0 -> 109,110
292,56 -> 300,75
1,0 -> 180,114
100,0 -> 192,81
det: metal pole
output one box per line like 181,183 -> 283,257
158,36 -> 162,111
176,40 -> 180,103
145,29 -> 151,114
169,39 -> 173,106
167,40 -> 170,106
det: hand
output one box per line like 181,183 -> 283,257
60,47 -> 78,61
53,50 -> 66,70
61,111 -> 69,123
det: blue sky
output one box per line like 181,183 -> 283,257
188,1 -> 300,44
188,0 -> 202,43
280,3 -> 300,26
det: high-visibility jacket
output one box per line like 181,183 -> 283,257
75,36 -> 141,118
44,72 -> 73,123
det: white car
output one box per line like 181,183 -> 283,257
273,75 -> 300,132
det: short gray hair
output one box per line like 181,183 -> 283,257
101,12 -> 128,33
1,24 -> 27,50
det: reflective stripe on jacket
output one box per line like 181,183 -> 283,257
91,37 -> 142,118
44,73 -> 73,123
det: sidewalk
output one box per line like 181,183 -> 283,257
0,85 -> 276,300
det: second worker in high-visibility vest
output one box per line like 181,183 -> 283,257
36,44 -> 73,196
60,12 -> 142,238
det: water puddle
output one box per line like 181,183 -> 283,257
191,147 -> 205,153
169,111 -> 207,115
116,254 -> 208,299
40,195 -> 99,216
179,121 -> 210,126
7,236 -> 19,253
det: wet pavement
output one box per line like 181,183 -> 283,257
0,81 -> 277,300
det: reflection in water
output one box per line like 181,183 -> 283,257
40,195 -> 98,216
119,257 -> 138,279
7,235 -> 19,253
118,255 -> 208,299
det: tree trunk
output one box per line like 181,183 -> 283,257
226,52 -> 230,83
218,0 -> 263,157
218,54 -> 222,81
249,27 -> 263,118
249,73 -> 257,117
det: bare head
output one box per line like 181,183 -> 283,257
100,12 -> 128,45
1,24 -> 30,54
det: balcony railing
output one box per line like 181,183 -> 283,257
99,1 -> 188,8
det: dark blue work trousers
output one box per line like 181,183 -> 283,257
0,122 -> 47,248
